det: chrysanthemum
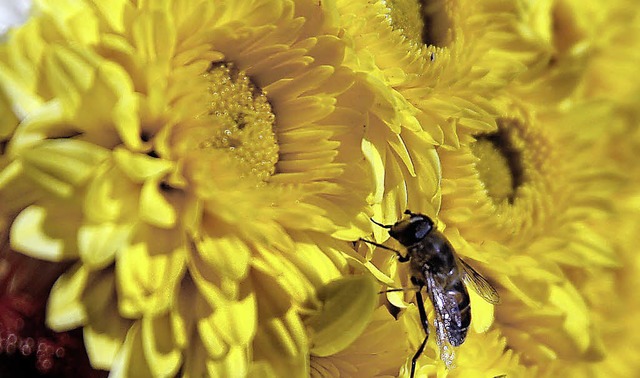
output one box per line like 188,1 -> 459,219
331,1 -> 593,374
333,0 -> 532,228
333,0 -> 441,226
435,95 -> 619,371
337,0 -> 534,147
0,0 -> 382,375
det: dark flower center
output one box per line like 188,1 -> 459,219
471,119 -> 526,204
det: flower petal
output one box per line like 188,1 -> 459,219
113,147 -> 173,183
78,222 -> 131,269
46,263 -> 88,330
210,293 -> 258,347
18,139 -> 108,197
11,203 -> 80,261
109,322 -> 154,378
306,274 -> 378,357
139,178 -> 177,228
189,214 -> 252,280
83,271 -> 133,370
116,228 -> 187,318
141,313 -> 183,378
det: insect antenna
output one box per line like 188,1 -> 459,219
370,217 -> 392,229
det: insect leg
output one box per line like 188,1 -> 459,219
359,239 -> 410,262
410,289 -> 429,378
378,286 -> 420,294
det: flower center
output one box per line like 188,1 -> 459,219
386,0 -> 451,47
197,62 -> 279,181
471,119 -> 525,204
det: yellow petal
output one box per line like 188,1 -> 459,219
109,322 -> 154,378
251,268 -> 309,377
0,59 -> 45,118
194,223 -> 251,281
549,282 -> 590,353
83,273 -> 132,370
206,345 -> 248,378
253,310 -> 309,377
306,274 -> 378,356
83,163 -> 138,223
78,222 -> 131,269
210,293 -> 258,347
43,45 -> 95,107
84,323 -> 126,371
470,289 -> 495,333
284,234 -> 343,288
139,178 -> 177,228
46,263 -> 88,330
117,233 -> 187,318
141,314 -> 182,378
89,0 -> 127,33
181,336 -> 209,378
113,147 -> 173,183
36,0 -> 99,45
197,314 -> 229,359
0,161 -> 44,214
19,139 -> 108,197
11,203 -> 80,261
362,137 -> 385,205
165,284 -> 194,352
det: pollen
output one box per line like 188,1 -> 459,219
471,120 -> 525,204
199,62 -> 279,181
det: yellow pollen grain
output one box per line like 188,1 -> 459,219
201,62 -> 278,181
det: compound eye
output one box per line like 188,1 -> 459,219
414,220 -> 432,239
388,213 -> 434,245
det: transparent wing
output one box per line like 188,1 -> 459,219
458,258 -> 500,304
425,275 -> 458,368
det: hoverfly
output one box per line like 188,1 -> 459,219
364,210 -> 500,378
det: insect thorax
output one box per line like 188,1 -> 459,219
407,230 -> 457,279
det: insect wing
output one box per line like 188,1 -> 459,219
425,274 -> 459,368
458,258 -> 500,304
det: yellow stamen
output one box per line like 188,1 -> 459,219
199,62 -> 279,182
471,120 -> 526,204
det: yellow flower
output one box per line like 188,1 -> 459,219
434,94 -> 619,372
337,0 -> 534,145
333,0 -> 543,225
334,0 -> 443,226
0,0 -> 381,376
